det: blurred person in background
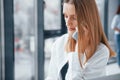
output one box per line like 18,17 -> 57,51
46,0 -> 115,80
111,5 -> 120,67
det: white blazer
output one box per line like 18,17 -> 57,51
46,34 -> 109,80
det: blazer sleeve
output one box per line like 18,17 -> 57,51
65,52 -> 84,80
45,42 -> 58,80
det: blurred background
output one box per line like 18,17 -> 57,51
0,0 -> 120,80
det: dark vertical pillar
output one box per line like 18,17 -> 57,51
4,0 -> 14,80
37,0 -> 44,80
61,0 -> 67,34
104,0 -> 109,38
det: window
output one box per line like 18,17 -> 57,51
44,0 -> 61,30
14,0 -> 35,80
95,0 -> 105,26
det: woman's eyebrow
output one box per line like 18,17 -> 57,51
63,13 -> 76,17
71,15 -> 76,17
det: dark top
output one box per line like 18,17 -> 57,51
60,62 -> 68,80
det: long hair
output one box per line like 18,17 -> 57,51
116,5 -> 120,14
64,0 -> 115,65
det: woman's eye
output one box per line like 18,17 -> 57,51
72,17 -> 77,20
64,15 -> 68,18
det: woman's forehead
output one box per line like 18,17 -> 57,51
63,3 -> 76,15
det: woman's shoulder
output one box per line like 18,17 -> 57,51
97,43 -> 109,51
95,43 -> 109,57
117,14 -> 120,17
90,43 -> 109,60
56,33 -> 68,41
113,14 -> 120,20
88,43 -> 109,63
52,33 -> 68,46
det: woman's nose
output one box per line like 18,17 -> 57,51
66,18 -> 72,26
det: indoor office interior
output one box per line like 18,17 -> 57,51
0,0 -> 120,80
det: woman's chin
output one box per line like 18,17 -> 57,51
68,31 -> 75,37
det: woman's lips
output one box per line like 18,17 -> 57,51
68,28 -> 76,31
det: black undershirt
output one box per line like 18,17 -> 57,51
60,62 -> 68,80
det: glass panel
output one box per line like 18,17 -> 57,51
14,0 -> 35,80
44,0 -> 61,30
44,37 -> 59,78
108,0 -> 119,50
95,0 -> 105,26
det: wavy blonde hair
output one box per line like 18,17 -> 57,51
64,0 -> 115,65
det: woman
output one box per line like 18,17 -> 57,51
46,0 -> 115,80
111,5 -> 120,67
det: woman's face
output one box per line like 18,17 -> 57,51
63,3 -> 78,36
